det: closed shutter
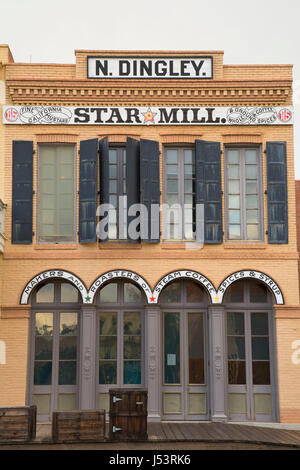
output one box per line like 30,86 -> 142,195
126,137 -> 140,241
99,137 -> 109,241
79,139 -> 98,242
195,140 -> 223,243
12,140 -> 33,244
140,139 -> 160,242
266,141 -> 288,243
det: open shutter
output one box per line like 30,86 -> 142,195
126,138 -> 140,241
195,140 -> 222,243
140,139 -> 160,242
99,137 -> 109,241
266,141 -> 288,243
12,140 -> 33,244
79,138 -> 98,242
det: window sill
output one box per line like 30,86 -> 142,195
34,244 -> 78,250
224,243 -> 267,249
98,241 -> 142,249
162,242 -> 192,249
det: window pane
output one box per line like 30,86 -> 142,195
34,362 -> 52,385
184,149 -> 193,163
228,225 -> 241,239
247,224 -> 259,239
124,336 -> 141,359
164,313 -> 180,384
252,337 -> 269,360
99,361 -> 117,384
109,165 -> 117,178
186,281 -> 203,303
228,195 -> 240,209
60,313 -> 77,335
251,312 -> 269,333
35,337 -> 52,360
124,361 -> 141,384
229,210 -> 240,224
246,210 -> 258,223
59,336 -> 77,360
59,361 -> 77,385
184,165 -> 194,176
36,284 -> 54,303
184,179 -> 193,193
227,150 -> 239,164
228,180 -> 240,194
99,337 -> 117,359
109,149 -> 117,163
35,313 -> 53,336
246,195 -> 258,209
167,180 -> 178,193
160,283 -> 181,303
245,150 -> 257,164
124,312 -> 141,335
100,312 -> 117,335
167,194 -> 179,205
166,149 -> 178,164
227,165 -> 239,178
228,337 -> 245,360
228,361 -> 246,384
124,283 -> 143,303
188,313 -> 205,384
226,283 -> 244,303
99,283 -> 118,303
227,312 -> 244,334
246,165 -> 257,179
246,182 -> 257,194
167,165 -> 178,177
252,361 -> 270,385
109,180 -> 117,193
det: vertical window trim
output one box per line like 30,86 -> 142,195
163,145 -> 195,241
225,145 -> 264,242
107,144 -> 127,241
37,143 -> 77,244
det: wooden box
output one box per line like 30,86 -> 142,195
0,406 -> 37,443
52,410 -> 106,443
109,389 -> 148,441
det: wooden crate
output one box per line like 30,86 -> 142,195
0,406 -> 37,443
109,389 -> 148,441
52,410 -> 106,443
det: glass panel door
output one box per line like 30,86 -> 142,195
162,310 -> 208,420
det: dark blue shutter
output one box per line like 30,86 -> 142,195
140,139 -> 160,242
266,141 -> 288,243
79,138 -> 98,242
99,137 -> 109,241
195,140 -> 222,243
12,140 -> 33,244
126,138 -> 140,241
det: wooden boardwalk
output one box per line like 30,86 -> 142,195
146,422 -> 300,448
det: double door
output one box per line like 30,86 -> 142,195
162,310 -> 209,420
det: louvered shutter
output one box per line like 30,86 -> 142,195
79,139 -> 98,242
140,139 -> 160,242
266,141 -> 288,243
99,137 -> 109,241
12,140 -> 33,244
126,137 -> 140,241
195,140 -> 222,243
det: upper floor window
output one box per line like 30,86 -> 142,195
163,147 -> 196,241
108,146 -> 127,240
225,147 -> 263,242
37,144 -> 76,243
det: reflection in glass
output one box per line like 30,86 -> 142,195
164,312 -> 180,384
252,361 -> 270,385
188,313 -> 205,384
61,283 -> 78,303
34,362 -> 52,385
99,337 -> 117,359
35,337 -> 52,361
59,336 -> 77,360
160,282 -> 181,303
124,312 -> 141,335
250,285 -> 268,304
60,313 -> 77,335
124,284 -> 143,303
124,361 -> 141,384
252,337 -> 269,360
59,361 -> 77,385
186,281 -> 203,303
124,336 -> 141,359
228,337 -> 245,360
227,312 -> 244,334
100,312 -> 117,335
36,284 -> 54,303
226,284 -> 244,303
35,313 -> 53,336
228,361 -> 246,384
99,361 -> 117,384
100,283 -> 118,303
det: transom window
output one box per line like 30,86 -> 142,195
37,144 -> 76,243
225,147 -> 263,241
108,147 -> 127,240
163,147 -> 196,241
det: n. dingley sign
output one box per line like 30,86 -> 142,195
87,56 -> 213,79
3,106 -> 293,125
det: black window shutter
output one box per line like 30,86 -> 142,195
266,141 -> 288,243
195,140 -> 222,243
79,138 -> 98,243
140,139 -> 160,242
99,137 -> 109,241
126,137 -> 140,241
12,140 -> 33,244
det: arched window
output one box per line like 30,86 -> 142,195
29,281 -> 81,421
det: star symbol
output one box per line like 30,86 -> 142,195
149,296 -> 156,303
142,107 -> 157,124
214,295 -> 220,303
85,295 -> 92,303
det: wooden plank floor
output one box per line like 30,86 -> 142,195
147,422 -> 300,447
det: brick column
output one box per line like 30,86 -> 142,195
208,305 -> 228,422
145,306 -> 161,421
78,305 -> 97,410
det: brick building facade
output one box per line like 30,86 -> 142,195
0,45 -> 299,423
